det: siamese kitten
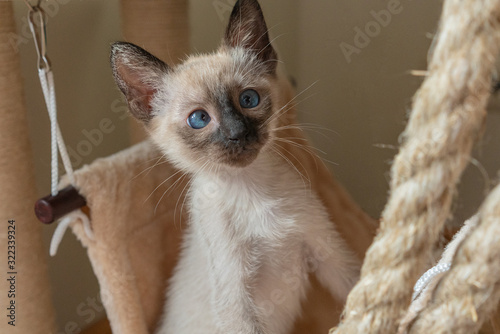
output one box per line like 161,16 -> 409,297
111,0 -> 359,333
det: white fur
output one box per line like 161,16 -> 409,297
155,151 -> 360,334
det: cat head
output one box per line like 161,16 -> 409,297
111,0 -> 280,172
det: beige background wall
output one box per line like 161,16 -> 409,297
10,0 -> 500,331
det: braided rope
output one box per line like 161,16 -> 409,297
331,0 -> 500,332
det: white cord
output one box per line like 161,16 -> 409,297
38,69 -> 58,195
38,69 -> 75,191
411,215 -> 479,301
412,263 -> 451,300
37,67 -> 94,255
50,210 -> 94,257
56,124 -> 75,184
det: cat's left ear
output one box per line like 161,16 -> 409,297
110,42 -> 169,122
224,0 -> 277,74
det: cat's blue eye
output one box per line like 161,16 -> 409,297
239,89 -> 260,109
187,110 -> 211,129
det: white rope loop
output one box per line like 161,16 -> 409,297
37,67 -> 92,255
27,3 -> 92,255
50,210 -> 93,256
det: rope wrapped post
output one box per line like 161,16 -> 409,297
0,3 -> 56,333
332,0 -> 500,333
120,0 -> 190,143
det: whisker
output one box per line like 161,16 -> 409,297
273,137 -> 323,161
131,154 -> 167,180
174,175 -> 194,227
273,137 -> 338,170
315,156 -> 338,168
260,80 -> 319,129
254,32 -> 285,59
301,128 -> 338,145
179,162 -> 217,225
269,144 -> 309,190
150,157 -> 204,212
285,123 -> 340,136
133,156 -> 170,181
273,142 -> 312,188
154,171 -> 189,215
274,136 -> 327,155
275,122 -> 340,145
273,134 -> 310,142
249,22 -> 282,54
272,124 -> 305,134
174,161 -> 211,225
145,168 -> 186,204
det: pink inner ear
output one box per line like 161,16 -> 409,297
118,64 -> 156,115
130,86 -> 154,111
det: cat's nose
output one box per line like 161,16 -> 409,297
225,118 -> 249,142
228,127 -> 249,142
220,110 -> 251,143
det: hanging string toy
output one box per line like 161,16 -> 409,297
23,0 -> 93,255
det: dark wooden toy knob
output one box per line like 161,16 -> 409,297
35,185 -> 87,224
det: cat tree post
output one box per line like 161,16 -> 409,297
0,3 -> 56,333
120,0 -> 190,143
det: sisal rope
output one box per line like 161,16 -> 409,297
120,0 -> 190,143
331,0 -> 500,333
0,3 -> 57,333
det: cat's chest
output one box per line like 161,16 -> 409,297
189,172 -> 296,238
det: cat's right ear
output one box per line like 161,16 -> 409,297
224,0 -> 277,74
110,42 -> 169,122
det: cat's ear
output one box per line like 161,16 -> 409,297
110,42 -> 169,122
224,0 -> 277,74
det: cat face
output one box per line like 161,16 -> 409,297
111,0 -> 278,171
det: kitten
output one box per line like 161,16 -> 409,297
110,0 -> 360,333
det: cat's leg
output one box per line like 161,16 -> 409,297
198,227 -> 269,334
304,219 -> 361,302
253,244 -> 310,334
156,231 -> 218,334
